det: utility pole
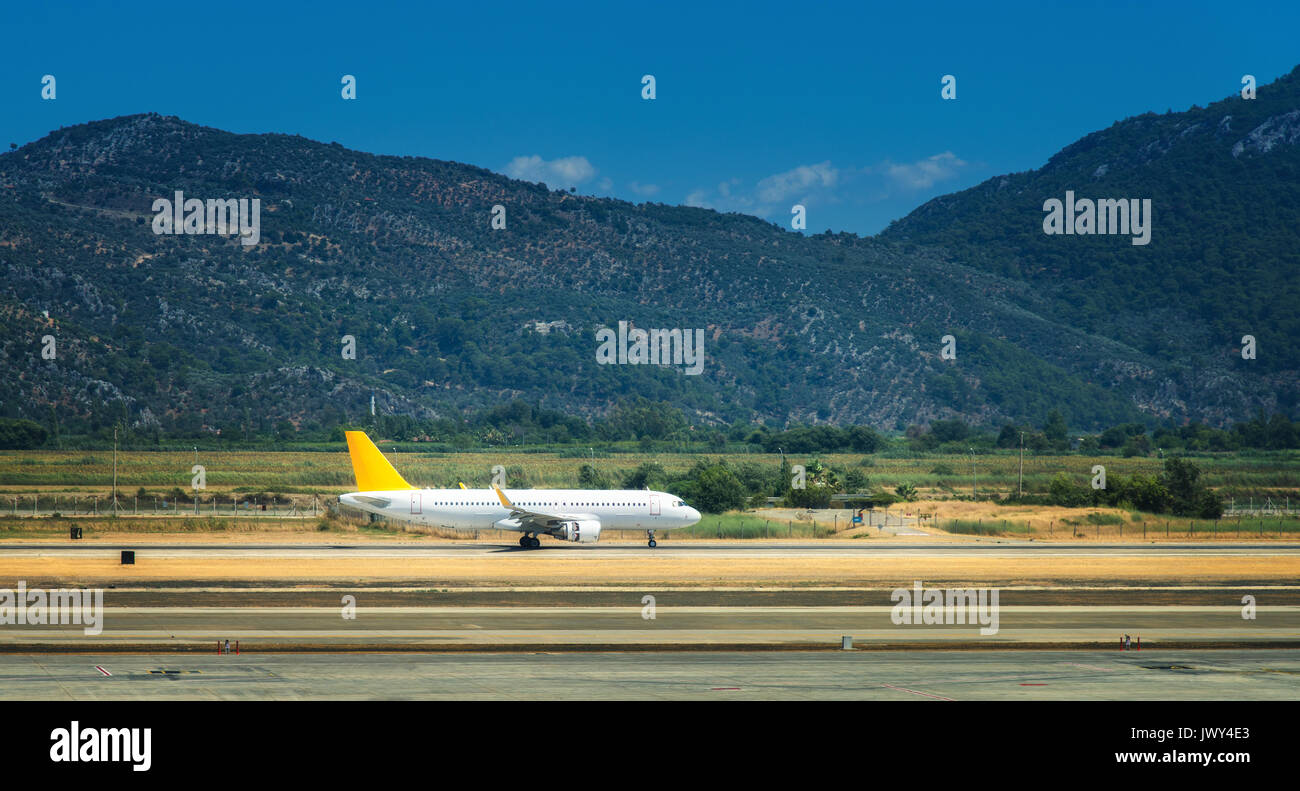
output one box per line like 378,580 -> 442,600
112,427 -> 119,517
1018,431 -> 1024,498
970,447 -> 976,500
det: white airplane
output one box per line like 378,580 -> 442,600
337,431 -> 701,548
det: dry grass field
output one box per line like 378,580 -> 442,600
5,552 -> 1298,589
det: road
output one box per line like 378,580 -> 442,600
3,650 -> 1297,700
1,602 -> 1295,649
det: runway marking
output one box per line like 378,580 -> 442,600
75,585 -> 1300,593
95,666 -> 111,676
1062,662 -> 1114,671
881,683 -> 954,701
84,605 -> 1300,614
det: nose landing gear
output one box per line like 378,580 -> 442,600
646,530 -> 657,548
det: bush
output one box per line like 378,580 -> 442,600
577,464 -> 614,489
1048,473 -> 1089,507
0,419 -> 49,449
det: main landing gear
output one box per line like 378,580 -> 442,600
646,530 -> 657,549
518,534 -> 541,549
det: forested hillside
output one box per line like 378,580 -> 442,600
2,68 -> 1296,440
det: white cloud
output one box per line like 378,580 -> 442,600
755,161 -> 838,203
685,188 -> 710,208
628,181 -> 660,197
684,152 -> 975,227
883,151 -> 968,190
687,165 -> 837,217
503,155 -> 597,189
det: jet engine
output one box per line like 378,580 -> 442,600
553,519 -> 602,543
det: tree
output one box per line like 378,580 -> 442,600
1160,457 -> 1218,518
622,462 -> 666,490
929,419 -> 969,444
844,468 -> 869,492
0,419 -> 49,449
1043,409 -> 1068,448
1126,473 -> 1172,513
846,425 -> 883,452
694,465 -> 747,513
1197,489 -> 1224,519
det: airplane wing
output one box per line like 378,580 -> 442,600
490,484 -> 591,531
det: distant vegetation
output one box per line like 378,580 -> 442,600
8,401 -> 1298,458
1028,457 -> 1226,519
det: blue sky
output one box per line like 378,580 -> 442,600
2,0 -> 1297,234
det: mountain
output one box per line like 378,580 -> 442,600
1,71 -> 1297,438
882,66 -> 1300,423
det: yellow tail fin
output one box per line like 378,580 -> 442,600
345,431 -> 414,491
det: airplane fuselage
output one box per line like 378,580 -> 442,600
339,488 -> 700,533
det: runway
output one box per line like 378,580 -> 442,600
4,538 -> 1298,651
3,650 -> 1297,700
2,602 -> 1295,649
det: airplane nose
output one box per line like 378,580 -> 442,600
686,507 -> 701,524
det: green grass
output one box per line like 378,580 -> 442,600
1059,512 -> 1125,526
940,519 -> 1033,537
676,513 -> 838,539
